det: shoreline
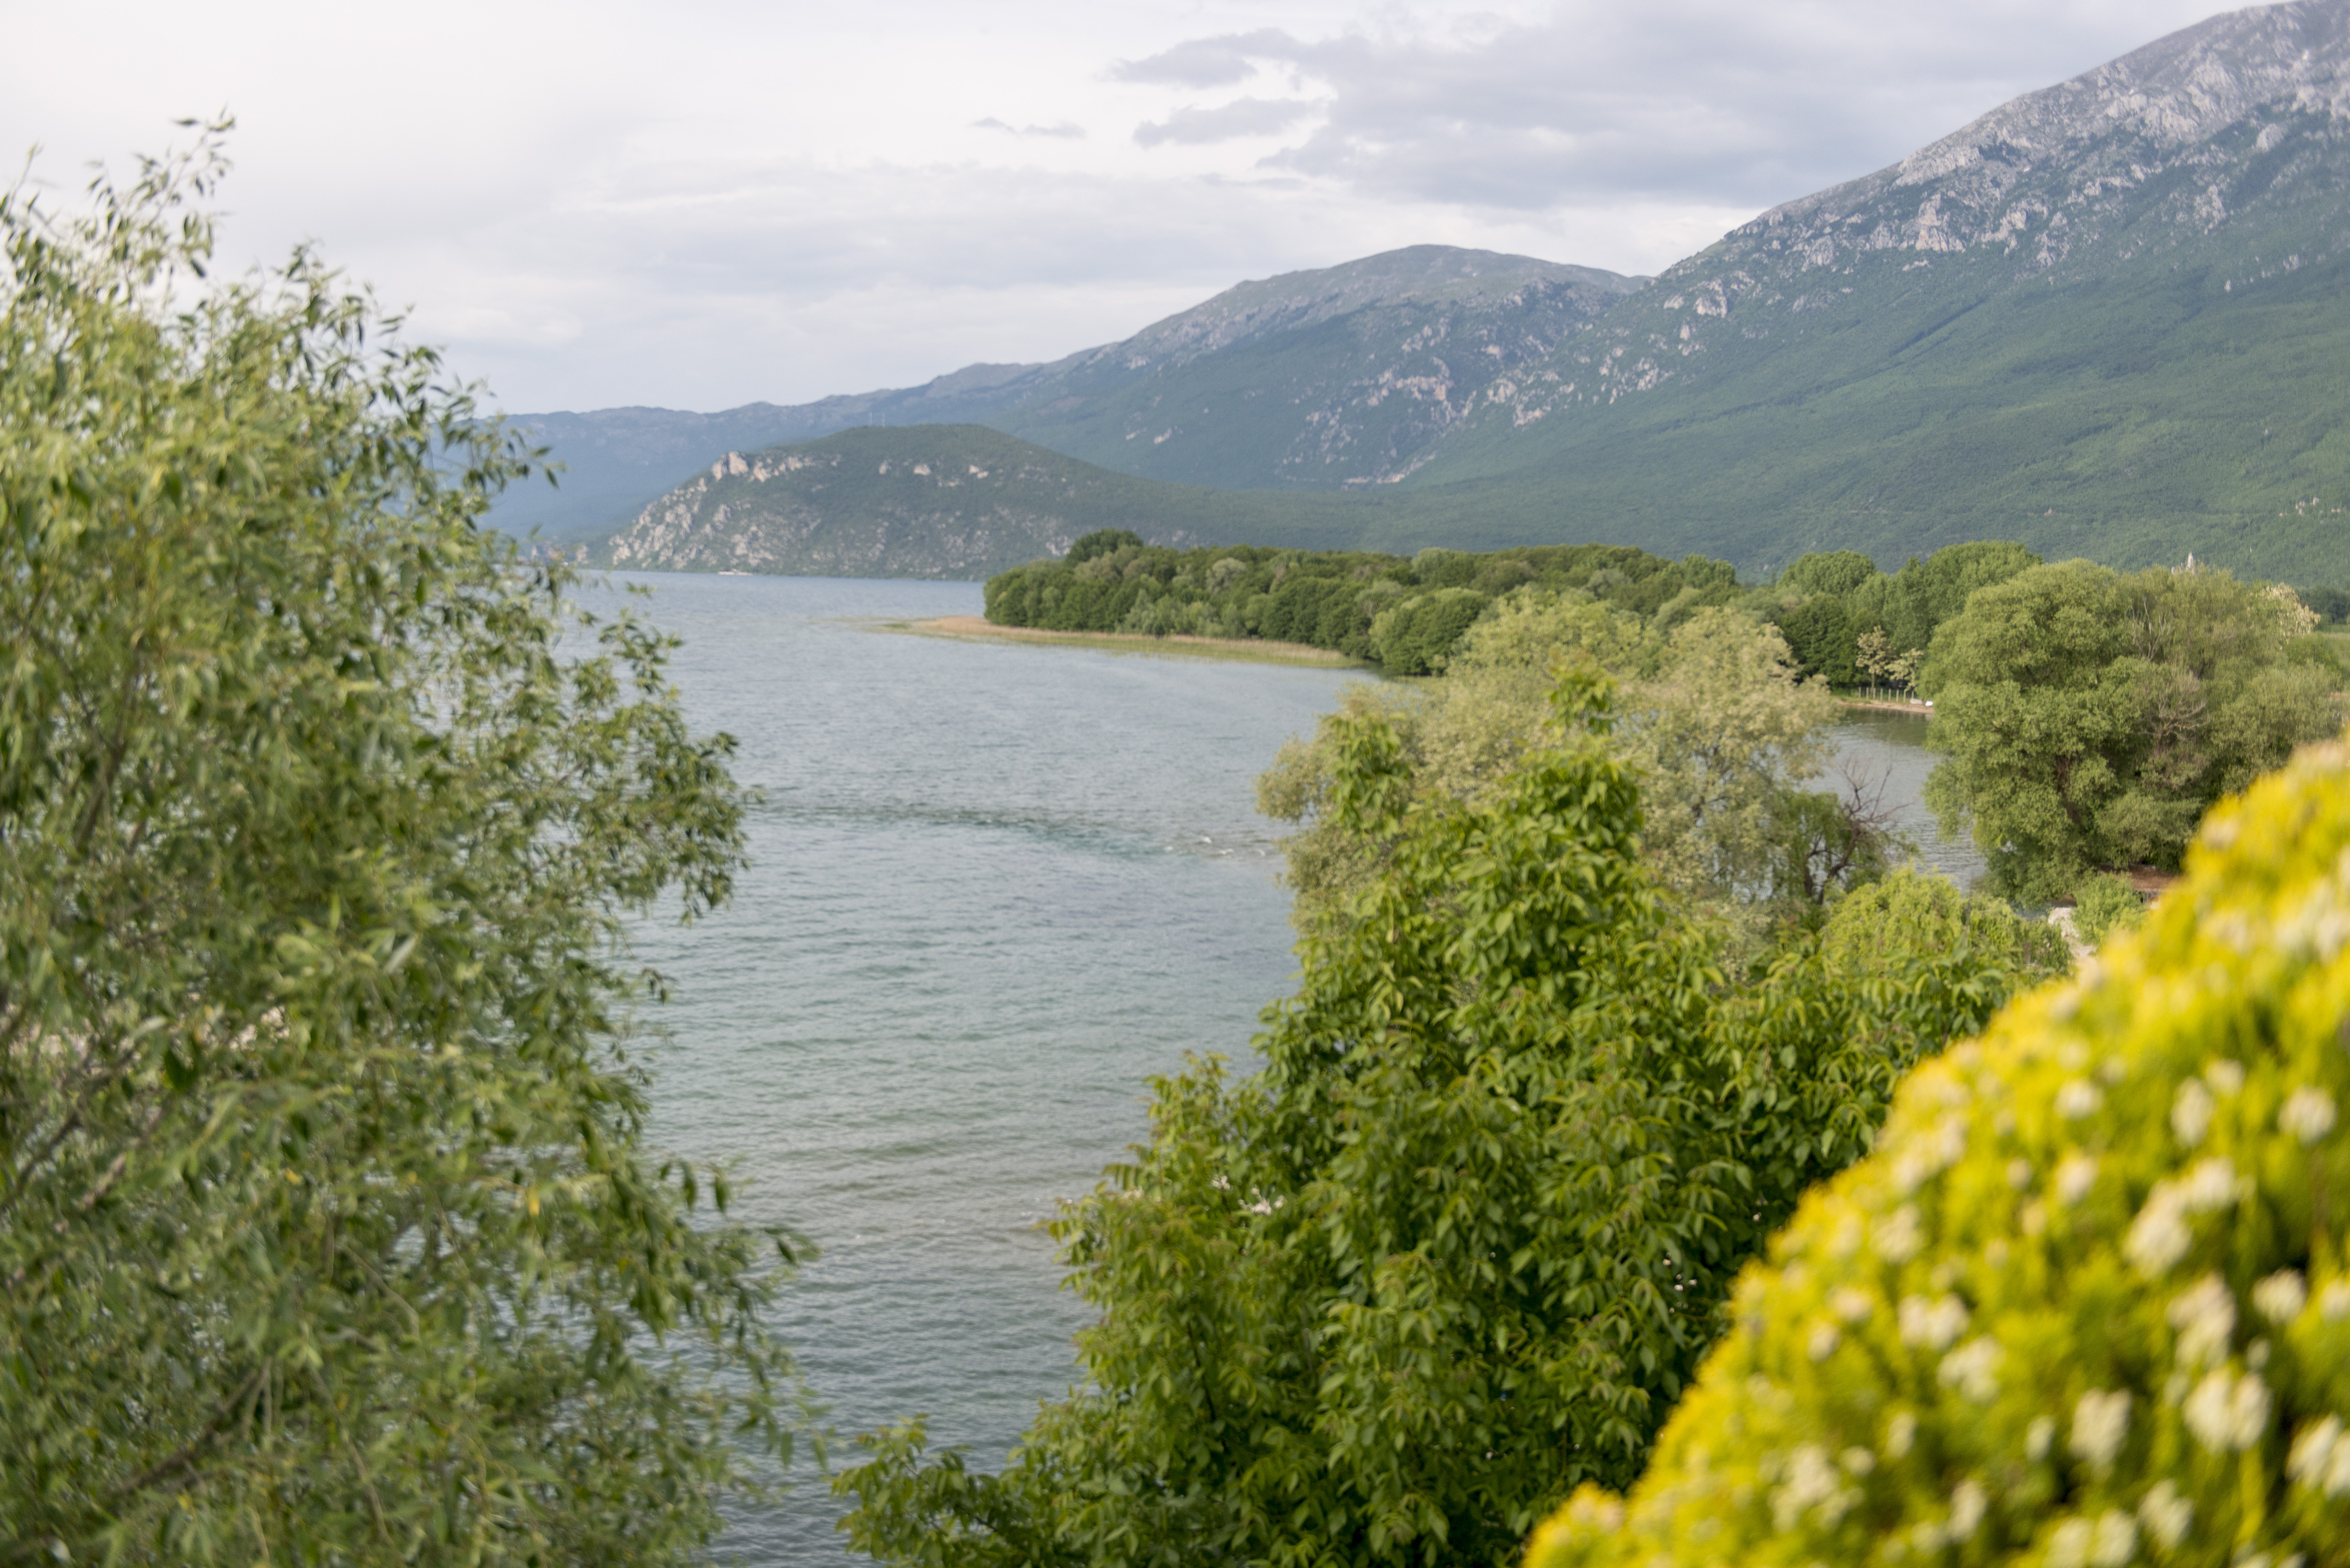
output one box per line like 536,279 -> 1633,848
880,615 -> 1367,669
1839,697 -> 1933,716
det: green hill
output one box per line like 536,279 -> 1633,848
598,425 -> 1371,579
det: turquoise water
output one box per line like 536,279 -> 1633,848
604,574 -> 1371,1562
597,573 -> 1965,1562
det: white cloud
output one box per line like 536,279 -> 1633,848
1135,97 -> 1325,147
974,119 -> 1087,138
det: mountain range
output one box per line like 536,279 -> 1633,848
552,0 -> 2350,585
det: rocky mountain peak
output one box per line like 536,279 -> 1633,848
1096,245 -> 1640,370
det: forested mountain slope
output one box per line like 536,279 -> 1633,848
1409,0 -> 2350,578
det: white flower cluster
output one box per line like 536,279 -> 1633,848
1767,1444 -> 1858,1532
2280,1085 -> 2338,1145
2182,1368 -> 2272,1451
1902,1479 -> 1988,1553
1891,1109 -> 1970,1194
2136,1480 -> 2194,1550
2043,1509 -> 2137,1568
2055,1151 -> 2099,1206
2056,1079 -> 2104,1119
1936,1336 -> 2002,1403
2070,1389 -> 2132,1471
2253,1269 -> 2307,1324
2124,1157 -> 2242,1275
2171,1078 -> 2214,1145
1897,1293 -> 1969,1350
2287,1413 -> 2350,1495
2165,1274 -> 2237,1368
1872,1204 -> 1922,1263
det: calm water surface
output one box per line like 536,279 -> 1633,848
1821,708 -> 1986,889
599,574 -> 1965,1562
606,574 -> 1369,1562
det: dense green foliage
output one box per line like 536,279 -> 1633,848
1918,559 -> 2345,901
2071,873 -> 2148,949
836,671 -> 2058,1568
1752,540 -> 2045,692
983,535 -> 1739,672
1814,870 -> 2069,984
1254,594 -> 1872,948
0,140 -> 802,1563
1530,727 -> 2350,1568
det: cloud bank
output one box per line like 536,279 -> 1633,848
0,0 -> 2232,411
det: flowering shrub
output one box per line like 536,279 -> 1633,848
1528,731 -> 2350,1568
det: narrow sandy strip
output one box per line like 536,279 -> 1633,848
887,615 -> 1365,668
1839,697 -> 1934,716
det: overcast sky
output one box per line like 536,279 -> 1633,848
2,0 -> 2229,413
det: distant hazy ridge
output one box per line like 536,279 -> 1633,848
543,2 -> 2350,583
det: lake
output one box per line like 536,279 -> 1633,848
601,573 -> 1976,1563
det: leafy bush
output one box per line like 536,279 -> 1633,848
2074,871 -> 2147,948
1923,558 -> 2347,901
1817,868 -> 2070,985
1528,729 -> 2350,1568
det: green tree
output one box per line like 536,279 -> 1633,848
1853,625 -> 1898,698
0,136 -> 804,1564
1814,867 -> 2068,983
839,673 -> 2047,1568
1263,596 -> 1851,947
1848,539 -> 2041,656
1779,550 -> 1880,600
1921,559 -> 2344,901
1774,594 -> 1859,687
2070,870 -> 2146,947
1528,729 -> 2350,1568
1065,527 -> 1145,564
